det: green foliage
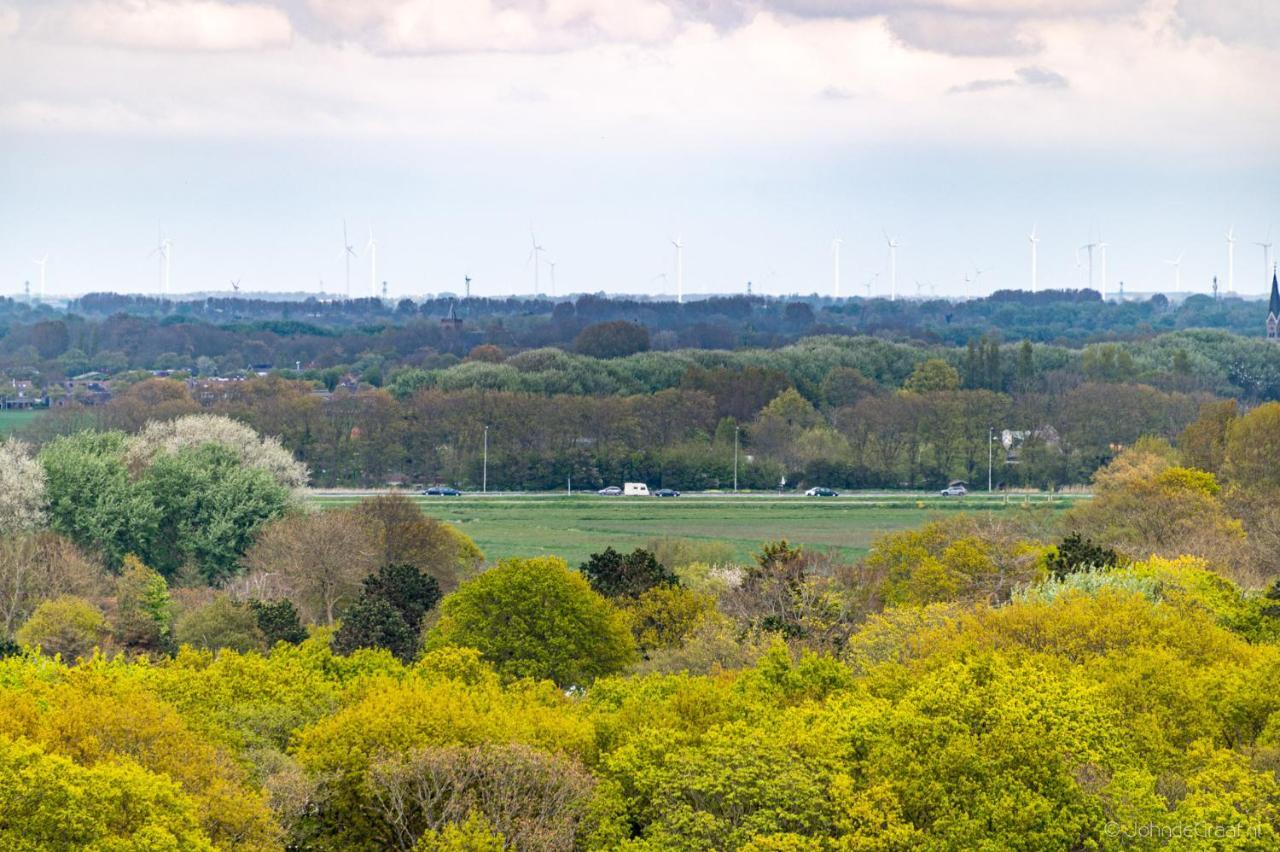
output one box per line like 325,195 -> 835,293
427,556 -> 637,686
249,598 -> 308,645
903,358 -> 961,393
113,554 -> 173,652
581,547 -> 677,599
1046,531 -> 1122,579
174,595 -> 265,653
333,595 -> 419,662
362,562 -> 442,630
0,735 -> 215,850
15,596 -> 106,660
574,320 -> 651,359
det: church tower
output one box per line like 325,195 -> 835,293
1269,268 -> 1279,341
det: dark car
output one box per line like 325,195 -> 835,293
422,486 -> 463,496
598,486 -> 623,496
805,487 -> 839,497
653,488 -> 681,497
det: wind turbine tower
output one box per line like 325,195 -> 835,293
1225,226 -> 1236,294
545,259 -> 557,297
1098,240 -> 1110,301
883,231 -> 900,301
831,237 -> 842,298
151,229 -> 172,296
671,236 -> 684,303
341,221 -> 357,299
32,255 -> 48,302
1028,225 -> 1039,293
366,227 -> 378,298
1079,241 -> 1098,293
527,232 -> 545,295
1256,228 -> 1273,283
1164,252 -> 1185,291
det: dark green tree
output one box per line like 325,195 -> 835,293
1046,532 -> 1122,579
361,563 -> 441,631
580,547 -> 677,599
249,598 -> 308,645
333,596 -> 418,662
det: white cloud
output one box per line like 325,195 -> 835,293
55,0 -> 293,52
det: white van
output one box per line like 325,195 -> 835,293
623,482 -> 650,496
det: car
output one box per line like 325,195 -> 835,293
598,486 -> 623,496
422,486 -> 463,496
939,485 -> 967,497
805,487 -> 839,497
653,488 -> 680,497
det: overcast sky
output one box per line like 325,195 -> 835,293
1,0 -> 1278,301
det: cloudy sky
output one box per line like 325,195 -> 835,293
1,0 -> 1278,300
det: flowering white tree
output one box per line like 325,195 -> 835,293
0,438 -> 47,535
125,414 -> 309,489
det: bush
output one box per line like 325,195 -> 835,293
249,598 -> 309,645
173,596 -> 265,653
15,596 -> 107,660
581,547 -> 677,599
427,557 -> 637,686
333,596 -> 419,662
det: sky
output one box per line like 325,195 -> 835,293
1,0 -> 1278,301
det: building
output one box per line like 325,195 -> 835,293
1269,268 -> 1279,341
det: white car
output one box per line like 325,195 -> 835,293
939,485 -> 967,497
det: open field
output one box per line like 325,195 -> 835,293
310,491 -> 1085,566
0,409 -> 41,436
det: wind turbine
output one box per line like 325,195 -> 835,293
340,221 -> 357,299
544,258 -> 557,297
230,278 -> 241,294
32,255 -> 48,301
527,231 -> 545,295
1256,227 -> 1274,286
1079,241 -> 1098,293
671,235 -> 684,303
1028,225 -> 1039,293
1164,252 -> 1185,291
831,237 -> 842,298
366,227 -> 378,298
464,275 -> 472,300
150,228 -> 172,295
1225,226 -> 1236,295
883,230 -> 900,301
864,271 -> 879,299
1097,239 -> 1110,301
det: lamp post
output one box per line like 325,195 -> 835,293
988,427 -> 994,493
734,425 -> 740,493
482,425 -> 489,494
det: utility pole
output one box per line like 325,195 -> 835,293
734,425 -> 740,493
482,426 -> 488,494
988,427 -> 994,493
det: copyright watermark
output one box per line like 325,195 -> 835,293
1104,821 -> 1264,841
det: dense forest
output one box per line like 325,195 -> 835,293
2,401 -> 1280,848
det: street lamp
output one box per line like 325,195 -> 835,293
734,425 -> 740,493
988,427 -> 994,493
482,425 -> 489,494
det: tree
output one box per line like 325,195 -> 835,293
39,431 -> 158,570
241,509 -> 380,625
1045,532 -> 1122,579
903,359 -> 961,393
15,596 -> 107,659
574,321 -> 650,359
1178,399 -> 1238,474
362,562 -> 442,630
333,595 -> 418,661
142,443 -> 292,582
125,413 -> 310,489
0,438 -> 46,535
819,367 -> 879,409
0,531 -> 104,637
0,737 -> 215,851
113,554 -> 173,652
173,595 -> 265,653
426,557 -> 637,686
248,598 -> 308,645
1222,401 -> 1280,496
353,494 -> 482,592
580,547 -> 677,599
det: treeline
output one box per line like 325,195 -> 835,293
2,289 -> 1277,384
3,408 -> 1280,848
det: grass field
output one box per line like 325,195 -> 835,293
0,409 -> 41,436
310,492 -> 1083,566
